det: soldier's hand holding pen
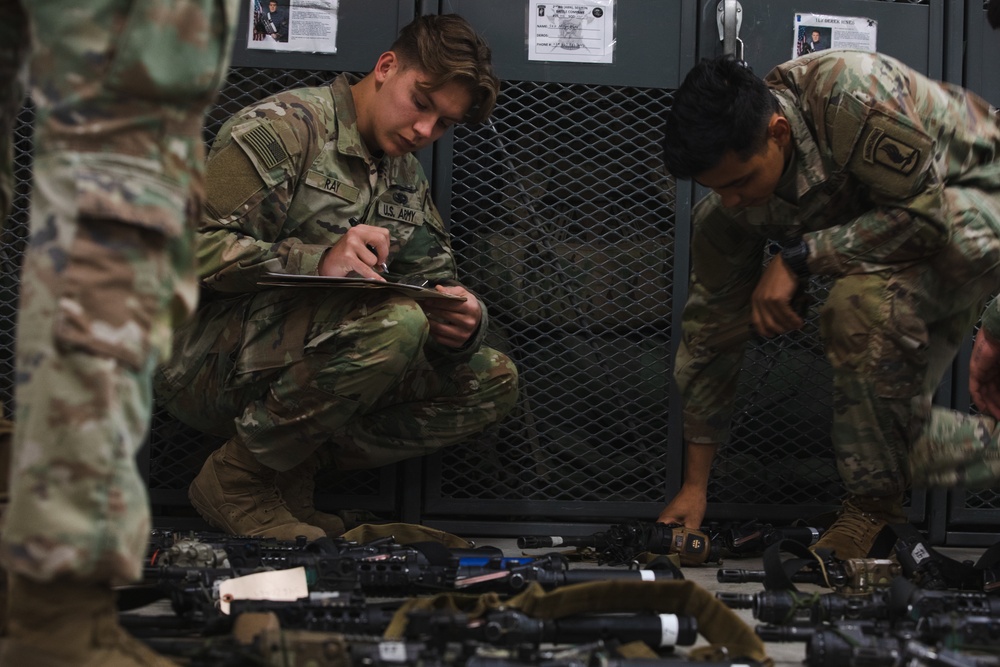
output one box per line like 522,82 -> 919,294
319,219 -> 390,279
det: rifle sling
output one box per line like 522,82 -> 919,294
384,580 -> 771,666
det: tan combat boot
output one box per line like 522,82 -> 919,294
188,439 -> 325,541
275,454 -> 346,537
811,494 -> 906,560
0,574 -> 178,666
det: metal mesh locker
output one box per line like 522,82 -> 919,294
417,0 -> 696,534
432,80 -> 677,519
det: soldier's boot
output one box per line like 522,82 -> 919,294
810,494 -> 906,560
0,574 -> 179,666
188,438 -> 325,541
275,454 -> 345,537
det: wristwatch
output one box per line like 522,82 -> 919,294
780,238 -> 810,279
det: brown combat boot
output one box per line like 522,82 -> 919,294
188,439 -> 325,541
0,574 -> 178,666
811,494 -> 906,560
275,454 -> 345,537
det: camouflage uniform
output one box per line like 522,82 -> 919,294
677,51 -> 1000,500
0,0 -> 237,586
153,75 -> 518,474
910,296 -> 1000,488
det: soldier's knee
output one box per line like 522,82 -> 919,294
474,349 -> 520,418
374,299 -> 430,356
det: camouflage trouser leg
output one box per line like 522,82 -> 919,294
0,0 -> 236,586
159,289 -> 519,473
821,188 -> 1000,500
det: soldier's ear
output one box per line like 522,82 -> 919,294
373,52 -> 398,84
769,114 -> 792,148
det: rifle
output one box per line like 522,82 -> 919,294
402,607 -> 698,650
718,577 -> 1000,626
160,633 -> 764,667
517,520 -> 821,567
517,522 -> 718,566
717,556 -> 901,595
759,614 -> 1000,666
453,553 -> 682,593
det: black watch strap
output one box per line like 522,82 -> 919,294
780,239 -> 810,279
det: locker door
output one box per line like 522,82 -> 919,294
421,0 -> 698,535
701,0 -> 954,78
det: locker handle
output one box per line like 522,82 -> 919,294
716,0 -> 744,61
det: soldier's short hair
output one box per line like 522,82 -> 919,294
391,14 -> 500,124
989,0 -> 1000,30
661,55 -> 779,180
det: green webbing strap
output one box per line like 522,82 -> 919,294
340,523 -> 473,549
384,580 -> 772,665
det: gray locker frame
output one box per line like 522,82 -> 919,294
418,0 -> 698,537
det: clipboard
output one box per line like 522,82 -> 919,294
258,272 -> 467,302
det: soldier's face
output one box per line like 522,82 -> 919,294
695,113 -> 792,209
367,52 -> 472,157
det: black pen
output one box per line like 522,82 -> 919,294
349,218 -> 388,273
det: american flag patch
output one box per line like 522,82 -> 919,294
243,125 -> 289,170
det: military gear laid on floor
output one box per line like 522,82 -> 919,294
518,519 -> 822,567
717,541 -> 901,596
134,529 -> 684,620
723,576 -> 1000,631
122,528 -> 771,666
147,615 -> 765,667
518,521 -> 717,567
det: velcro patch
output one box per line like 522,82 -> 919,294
305,170 -> 360,203
205,143 -> 265,218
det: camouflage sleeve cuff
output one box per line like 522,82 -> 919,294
800,233 -> 839,275
982,297 -> 1000,340
292,244 -> 331,276
681,418 -> 730,447
426,295 -> 490,361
